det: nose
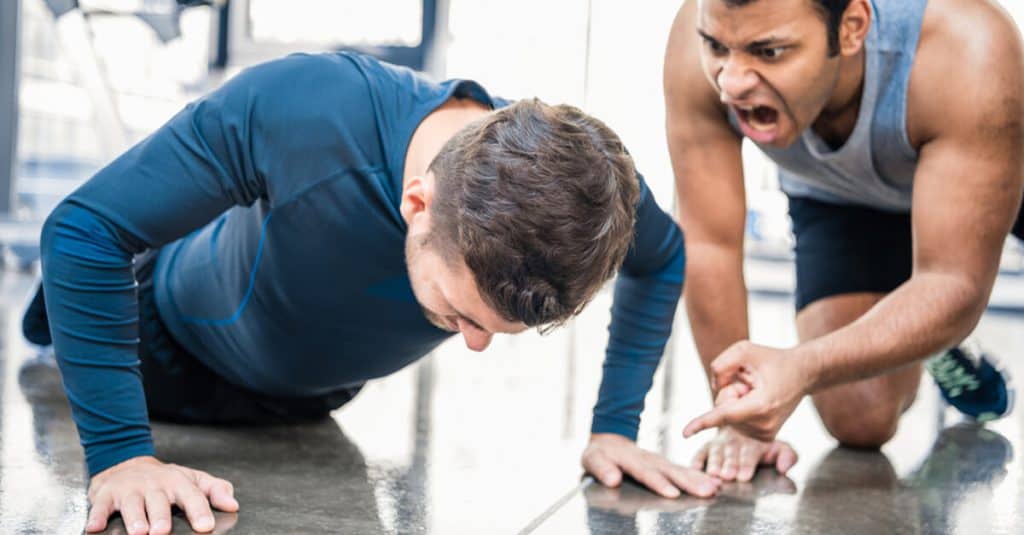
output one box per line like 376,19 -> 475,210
717,57 -> 759,103
459,320 -> 493,352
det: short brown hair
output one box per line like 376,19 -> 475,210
428,99 -> 640,331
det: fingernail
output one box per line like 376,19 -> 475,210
700,484 -> 716,495
196,516 -> 214,530
152,519 -> 170,531
131,520 -> 147,533
664,487 -> 681,498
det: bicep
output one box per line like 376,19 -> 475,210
910,0 -> 1024,286
911,112 -> 1024,290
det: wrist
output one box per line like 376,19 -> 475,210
589,432 -> 631,444
790,343 -> 824,395
92,455 -> 159,481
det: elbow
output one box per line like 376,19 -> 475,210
39,202 -> 74,269
938,276 -> 990,346
39,201 -> 137,279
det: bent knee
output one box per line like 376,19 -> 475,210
819,408 -> 900,449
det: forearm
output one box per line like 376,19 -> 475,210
683,243 -> 749,384
42,201 -> 155,476
592,250 -> 683,439
799,271 -> 986,392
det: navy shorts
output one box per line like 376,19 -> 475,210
787,195 -> 1024,311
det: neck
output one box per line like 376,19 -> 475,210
811,49 -> 867,149
403,98 -> 492,187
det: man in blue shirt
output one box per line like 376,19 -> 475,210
28,52 -> 717,534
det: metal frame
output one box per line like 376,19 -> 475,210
0,0 -> 21,216
221,0 -> 445,73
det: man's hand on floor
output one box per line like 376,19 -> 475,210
582,433 -> 722,499
690,426 -> 798,482
86,455 -> 238,535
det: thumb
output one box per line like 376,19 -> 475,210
683,394 -> 760,438
710,343 -> 751,390
714,381 -> 751,405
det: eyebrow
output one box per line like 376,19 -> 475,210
450,305 -> 486,332
697,29 -> 788,49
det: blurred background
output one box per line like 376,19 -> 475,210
6,0 -> 1024,301
4,2 -> 1024,533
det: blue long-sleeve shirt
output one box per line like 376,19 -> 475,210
40,52 -> 685,476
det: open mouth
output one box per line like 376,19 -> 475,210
735,104 -> 779,133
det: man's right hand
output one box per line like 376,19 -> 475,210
86,455 -> 238,535
690,427 -> 798,482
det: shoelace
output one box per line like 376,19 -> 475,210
927,351 -> 981,398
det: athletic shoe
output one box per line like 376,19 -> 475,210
925,340 -> 1014,422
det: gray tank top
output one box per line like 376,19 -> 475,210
731,0 -> 928,212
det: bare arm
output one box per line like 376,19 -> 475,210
800,7 -> 1024,390
685,3 -> 1024,440
665,0 -> 749,385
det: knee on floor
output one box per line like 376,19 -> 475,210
820,409 -> 900,449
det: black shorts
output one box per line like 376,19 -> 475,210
31,250 -> 361,425
787,195 -> 1024,312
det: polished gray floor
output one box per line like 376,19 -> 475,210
1,268 -> 1022,534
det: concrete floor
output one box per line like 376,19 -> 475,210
1,268 -> 1022,534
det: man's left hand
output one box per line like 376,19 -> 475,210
683,341 -> 812,442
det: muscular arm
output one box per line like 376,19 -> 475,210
798,5 -> 1024,391
665,1 -> 749,384
686,4 -> 1024,443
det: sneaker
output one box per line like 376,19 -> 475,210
925,340 -> 1014,422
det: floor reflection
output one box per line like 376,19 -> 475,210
581,469 -> 797,535
14,344 -> 386,534
148,419 -> 385,534
3,267 -> 1023,534
904,423 -> 1014,535
570,424 -> 1015,535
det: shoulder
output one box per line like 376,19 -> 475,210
226,52 -> 371,94
191,52 -> 377,131
907,0 -> 1023,145
664,0 -> 726,124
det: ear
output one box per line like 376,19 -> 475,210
400,171 -> 437,227
838,0 -> 871,57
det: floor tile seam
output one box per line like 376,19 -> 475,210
515,476 -> 595,535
